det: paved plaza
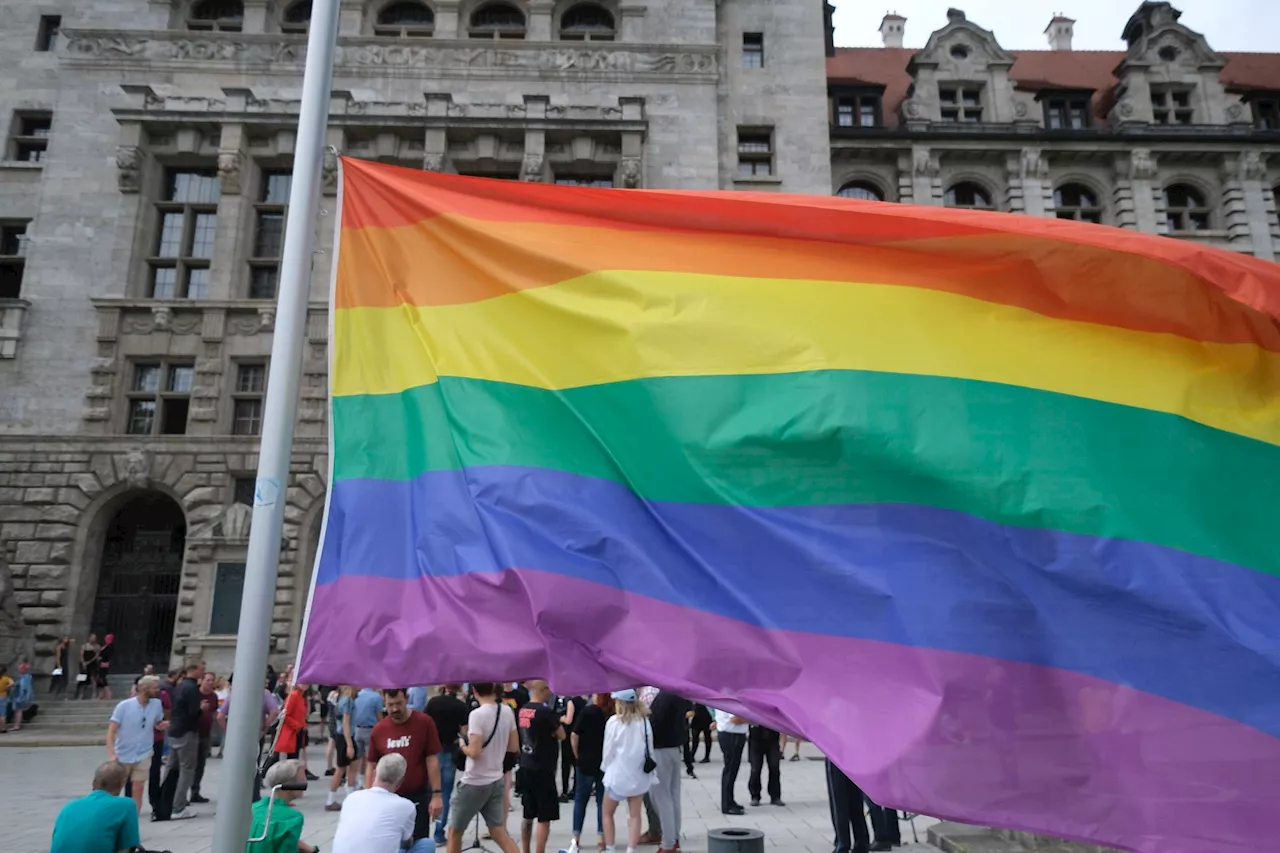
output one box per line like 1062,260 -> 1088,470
2,741 -> 939,853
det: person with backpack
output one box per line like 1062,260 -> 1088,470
447,681 -> 520,853
600,690 -> 658,853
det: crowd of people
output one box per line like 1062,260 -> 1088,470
48,670 -> 906,853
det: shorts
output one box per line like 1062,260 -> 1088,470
334,733 -> 359,768
517,768 -> 559,823
449,778 -> 505,831
119,757 -> 151,783
354,726 -> 373,756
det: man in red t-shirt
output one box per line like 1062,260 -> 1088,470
366,687 -> 444,843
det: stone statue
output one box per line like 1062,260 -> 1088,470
422,152 -> 446,172
217,149 -> 243,195
123,448 -> 151,489
116,145 -> 142,193
620,158 -> 642,189
520,152 -> 544,183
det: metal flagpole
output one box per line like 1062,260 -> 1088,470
209,0 -> 341,850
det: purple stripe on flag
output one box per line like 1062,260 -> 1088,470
299,568 -> 1280,853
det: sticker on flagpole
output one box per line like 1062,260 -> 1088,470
255,477 -> 280,508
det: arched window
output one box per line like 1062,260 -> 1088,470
469,1 -> 526,39
836,181 -> 884,202
944,182 -> 993,210
188,0 -> 244,31
1165,183 -> 1210,232
560,3 -> 615,41
376,1 -> 434,36
1054,183 -> 1103,223
281,0 -> 311,34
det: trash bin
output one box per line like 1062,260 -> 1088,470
708,827 -> 765,853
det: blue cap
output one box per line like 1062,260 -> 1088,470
611,689 -> 638,701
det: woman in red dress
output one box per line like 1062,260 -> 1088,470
273,682 -> 316,779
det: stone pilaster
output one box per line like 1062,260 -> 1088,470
1113,149 -> 1161,233
212,123 -> 249,300
1006,148 -> 1051,216
436,2 -> 461,38
1221,152 -> 1274,261
522,97 -> 549,182
528,0 -> 554,40
242,0 -> 269,33
906,146 -> 941,206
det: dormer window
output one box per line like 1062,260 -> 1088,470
831,89 -> 881,128
1250,95 -> 1280,130
1151,86 -> 1194,125
1042,92 -> 1091,130
939,86 -> 982,122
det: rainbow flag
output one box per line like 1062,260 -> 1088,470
299,157 -> 1280,853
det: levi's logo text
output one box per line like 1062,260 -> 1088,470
386,735 -> 412,749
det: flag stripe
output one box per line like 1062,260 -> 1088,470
331,271 -> 1280,446
334,218 -> 1280,355
331,373 -> 1280,577
302,569 -> 1280,853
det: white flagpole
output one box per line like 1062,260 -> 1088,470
209,0 -> 340,849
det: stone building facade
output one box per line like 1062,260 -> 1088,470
0,0 -> 1277,679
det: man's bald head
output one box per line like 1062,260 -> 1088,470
527,680 -> 551,701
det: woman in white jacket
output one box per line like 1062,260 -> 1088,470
600,689 -> 659,853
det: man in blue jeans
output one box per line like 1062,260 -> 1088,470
427,684 -> 470,844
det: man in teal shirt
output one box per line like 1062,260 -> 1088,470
50,761 -> 140,853
250,758 -> 318,853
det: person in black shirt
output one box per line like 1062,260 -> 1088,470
747,725 -> 784,807
568,693 -> 610,853
517,680 -> 564,853
427,684 -> 471,844
648,690 -> 693,852
504,682 -> 530,711
554,693 -> 585,802
158,660 -> 205,820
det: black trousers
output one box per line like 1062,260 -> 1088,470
866,795 -> 901,845
747,727 -> 781,803
690,722 -> 713,760
192,734 -> 212,796
560,737 -> 576,795
826,759 -> 870,853
717,730 -> 746,812
148,739 -> 165,808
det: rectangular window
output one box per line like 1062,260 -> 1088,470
150,169 -> 220,299
736,129 -> 774,178
1044,96 -> 1091,130
209,562 -> 247,635
232,476 -> 256,507
743,33 -> 764,69
832,93 -> 881,128
8,112 -> 52,163
1253,98 -> 1280,130
1151,87 -> 1194,124
36,15 -> 61,52
125,360 -> 193,435
232,362 -> 267,435
0,221 -> 29,299
249,171 -> 290,299
554,176 -> 614,188
939,86 -> 983,122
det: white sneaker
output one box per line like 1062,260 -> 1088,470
171,808 -> 197,820
567,842 -> 580,853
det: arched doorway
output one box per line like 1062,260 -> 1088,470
91,492 -> 186,672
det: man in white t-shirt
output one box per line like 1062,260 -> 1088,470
446,682 -> 519,853
106,675 -> 167,814
333,753 -> 426,853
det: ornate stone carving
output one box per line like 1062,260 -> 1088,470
258,307 -> 276,332
521,152 -> 544,183
191,502 -> 254,541
1128,148 -> 1157,181
116,145 -> 143,193
1227,103 -> 1244,122
1019,148 -> 1048,180
152,305 -> 172,331
123,448 -> 152,489
620,157 -> 642,189
1014,101 -> 1028,118
63,32 -> 718,77
1238,151 -> 1267,182
912,147 -> 939,177
217,149 -> 244,194
422,152 -> 446,172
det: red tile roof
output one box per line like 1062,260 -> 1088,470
827,47 -> 1280,127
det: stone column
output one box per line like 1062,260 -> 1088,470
1221,152 -> 1275,261
529,0 -> 554,40
1112,149 -> 1163,234
424,93 -> 452,172
243,0 -> 269,33
905,146 -> 941,206
434,1 -> 460,36
617,97 -> 645,188
212,123 -> 250,300
1005,148 -> 1051,216
522,97 -> 548,182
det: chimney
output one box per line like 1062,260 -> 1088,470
1045,14 -> 1075,51
946,8 -> 966,24
879,12 -> 906,48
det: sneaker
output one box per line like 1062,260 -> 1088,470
770,799 -> 786,807
305,770 -> 319,781
325,802 -> 342,812
789,754 -> 800,762
567,841 -> 581,853
171,808 -> 197,820
190,794 -> 210,804
324,768 -> 335,777
750,799 -> 761,807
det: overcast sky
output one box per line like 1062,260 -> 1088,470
831,0 -> 1280,52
